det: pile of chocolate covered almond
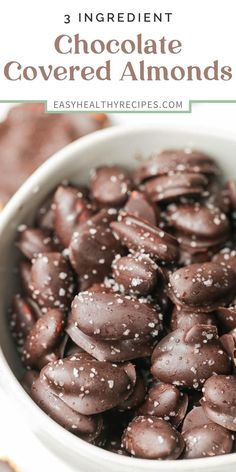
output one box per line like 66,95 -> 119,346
11,149 -> 236,460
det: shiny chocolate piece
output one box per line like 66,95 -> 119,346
201,375 -> 236,431
90,166 -> 132,207
168,203 -> 230,254
122,416 -> 185,459
70,291 -> 160,341
31,252 -> 75,310
32,376 -> 104,441
220,329 -> 236,371
168,203 -> 229,240
213,247 -> 236,273
138,383 -> 188,428
36,194 -> 55,232
216,305 -> 236,331
183,423 -> 233,459
66,323 -> 154,362
143,172 -> 208,203
151,325 -> 230,389
182,406 -> 212,433
17,228 -> 57,260
69,209 -> 122,290
133,149 -> 220,184
170,306 -> 217,331
54,185 -> 92,247
35,356 -> 135,415
118,370 -> 146,412
112,253 -> 158,295
19,260 -> 34,297
124,190 -> 159,225
168,263 -> 236,312
111,214 -> 179,264
10,294 -> 40,345
22,309 -> 64,368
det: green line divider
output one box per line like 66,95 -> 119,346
0,99 -> 236,114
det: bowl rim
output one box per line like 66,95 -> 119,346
0,123 -> 236,469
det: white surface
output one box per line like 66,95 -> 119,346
0,104 -> 235,472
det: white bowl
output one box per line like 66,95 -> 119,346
0,124 -> 236,472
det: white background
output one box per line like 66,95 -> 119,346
0,0 -> 236,470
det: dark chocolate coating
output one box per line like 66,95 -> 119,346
19,260 -> 34,297
168,263 -> 236,312
36,195 -> 55,232
143,172 -> 208,203
36,356 -> 135,415
69,209 -> 122,290
124,190 -> 159,225
112,253 -> 158,295
90,166 -> 132,206
220,329 -> 236,371
170,306 -> 217,331
168,203 -> 229,240
201,375 -> 236,431
118,371 -> 146,412
31,252 -> 75,310
183,423 -> 233,459
22,309 -> 64,368
54,185 -> 92,247
10,295 -> 40,344
216,305 -> 236,331
66,323 -> 154,362
122,416 -> 185,459
17,228 -> 57,260
70,291 -> 160,341
32,377 -> 104,440
111,215 -> 179,264
133,149 -> 220,184
138,383 -> 188,427
213,248 -> 236,273
151,325 -> 230,389
182,406 -> 212,433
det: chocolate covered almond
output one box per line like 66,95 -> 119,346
70,291 -> 160,340
133,149 -> 220,184
168,263 -> 236,312
112,253 -> 158,295
111,214 -> 179,264
23,309 -> 64,368
31,252 -> 75,310
201,375 -> 236,431
39,356 -> 135,414
151,325 -> 230,389
54,185 -> 92,247
122,416 -> 185,459
90,165 -> 132,206
183,423 -> 233,459
138,383 -> 188,427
